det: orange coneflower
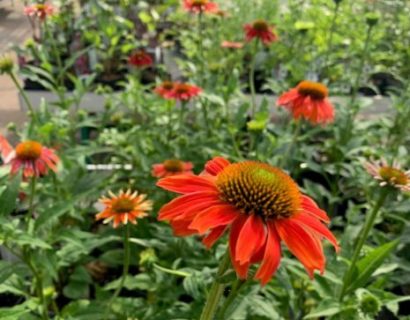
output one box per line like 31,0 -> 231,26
96,190 -> 152,228
152,159 -> 193,178
365,159 -> 410,192
244,20 -> 278,45
221,41 -> 244,49
0,135 -> 59,178
168,82 -> 202,101
157,157 -> 339,285
154,81 -> 175,99
183,0 -> 219,14
277,80 -> 335,125
24,3 -> 54,21
128,50 -> 153,68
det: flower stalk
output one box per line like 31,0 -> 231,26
249,41 -> 259,117
339,189 -> 388,301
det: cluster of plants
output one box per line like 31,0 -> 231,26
0,0 -> 409,319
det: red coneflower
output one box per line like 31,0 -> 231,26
183,0 -> 219,14
157,157 -> 339,285
244,20 -> 278,45
128,50 -> 153,68
24,3 -> 54,21
154,81 -> 175,99
221,41 -> 244,49
168,82 -> 202,101
365,159 -> 410,192
152,159 -> 193,178
277,80 -> 335,125
0,135 -> 59,178
96,189 -> 152,228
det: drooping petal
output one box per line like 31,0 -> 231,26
189,204 -> 239,234
301,195 -> 330,223
157,175 -> 217,194
158,192 -> 220,221
171,220 -> 197,236
0,135 -> 13,161
229,214 -> 250,278
293,212 -> 339,252
204,157 -> 231,176
275,218 -> 325,278
255,221 -> 282,285
202,225 -> 228,249
235,215 -> 266,265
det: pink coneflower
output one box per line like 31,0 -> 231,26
0,135 -> 59,178
365,159 -> 410,192
24,3 -> 54,21
277,80 -> 335,125
244,20 -> 278,45
152,159 -> 193,178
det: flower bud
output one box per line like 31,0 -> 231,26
365,12 -> 380,26
0,55 -> 14,75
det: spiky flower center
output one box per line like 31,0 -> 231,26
192,0 -> 208,6
15,141 -> 42,160
216,162 -> 301,219
379,167 -> 408,186
297,81 -> 328,99
163,159 -> 184,172
112,197 -> 135,213
252,20 -> 269,32
161,81 -> 174,90
174,84 -> 191,94
35,4 -> 46,10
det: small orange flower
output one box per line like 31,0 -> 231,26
365,159 -> 410,192
244,20 -> 278,45
152,159 -> 193,178
221,41 -> 244,49
96,190 -> 152,228
183,0 -> 219,14
24,3 -> 54,21
154,81 -> 175,99
157,157 -> 339,285
277,80 -> 335,125
168,82 -> 202,101
128,50 -> 153,68
0,135 -> 59,178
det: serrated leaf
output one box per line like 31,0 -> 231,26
0,175 -> 20,216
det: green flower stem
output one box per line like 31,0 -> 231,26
339,189 -> 388,301
322,1 -> 341,77
199,252 -> 231,320
179,101 -> 187,132
27,176 -> 37,226
216,278 -> 246,319
106,223 -> 131,317
280,119 -> 302,168
249,41 -> 259,118
198,12 -> 204,87
167,100 -> 174,139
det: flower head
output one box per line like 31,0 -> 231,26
244,20 -> 278,45
277,80 -> 335,125
365,159 -> 410,192
152,159 -> 193,178
128,50 -> 153,68
157,157 -> 339,285
0,135 -> 59,178
183,0 -> 219,14
24,3 -> 54,21
221,41 -> 244,49
96,189 -> 152,228
168,82 -> 202,101
154,81 -> 175,99
0,55 -> 14,75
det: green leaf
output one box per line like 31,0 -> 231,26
0,304 -> 29,320
304,299 -> 345,319
346,240 -> 399,294
0,175 -> 20,216
153,263 -> 191,277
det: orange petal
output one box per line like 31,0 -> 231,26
255,221 -> 282,285
0,135 -> 13,161
275,218 -> 325,278
235,215 -> 266,265
158,192 -> 219,221
204,157 -> 231,176
157,175 -> 217,194
171,220 -> 198,236
301,195 -> 330,223
294,212 -> 339,252
229,214 -> 250,279
189,204 -> 239,234
202,225 -> 227,249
